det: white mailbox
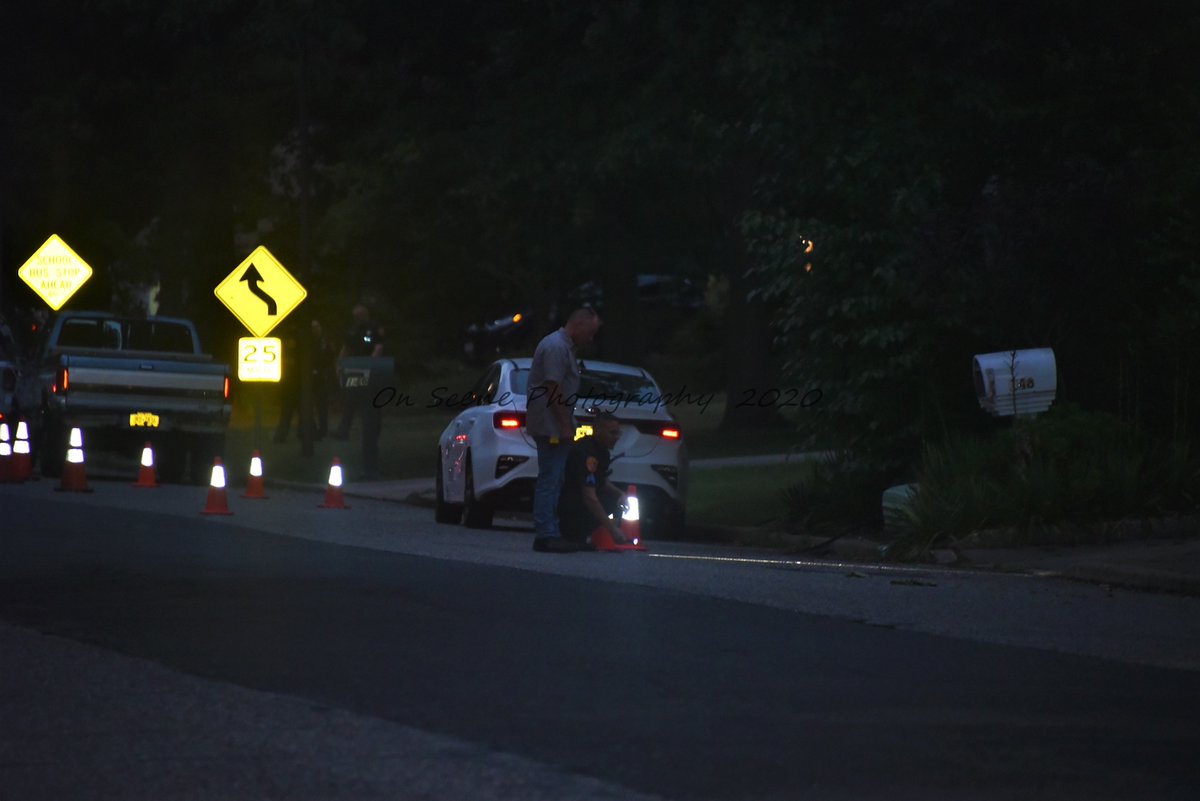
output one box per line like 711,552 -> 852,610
973,348 -> 1057,417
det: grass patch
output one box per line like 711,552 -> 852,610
668,394 -> 818,460
687,462 -> 815,528
779,453 -> 893,537
226,363 -> 469,482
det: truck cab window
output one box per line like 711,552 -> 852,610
127,321 -> 193,353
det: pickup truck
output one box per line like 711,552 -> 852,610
16,311 -> 231,481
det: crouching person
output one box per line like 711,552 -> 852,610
557,412 -> 630,548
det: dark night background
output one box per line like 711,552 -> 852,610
2,0 -> 1198,464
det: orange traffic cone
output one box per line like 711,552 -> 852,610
242,450 -> 267,498
0,423 -> 12,483
57,427 -> 93,492
201,457 -> 233,515
132,442 -> 159,488
12,420 -> 33,482
590,484 -> 647,552
318,457 -> 350,509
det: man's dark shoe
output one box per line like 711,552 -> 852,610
533,537 -> 593,553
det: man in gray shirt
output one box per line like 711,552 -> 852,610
528,308 -> 602,552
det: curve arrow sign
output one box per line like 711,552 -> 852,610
240,263 -> 277,315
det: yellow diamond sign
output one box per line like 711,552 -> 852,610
214,246 -> 307,337
18,234 -> 94,311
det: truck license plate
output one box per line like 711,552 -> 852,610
129,412 -> 160,428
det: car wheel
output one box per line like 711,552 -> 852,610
640,496 -> 686,541
462,453 -> 494,528
434,452 -> 464,524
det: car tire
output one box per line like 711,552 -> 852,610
639,494 -> 686,541
435,452 -> 464,524
462,453 -> 494,528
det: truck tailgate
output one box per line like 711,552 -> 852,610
57,354 -> 228,420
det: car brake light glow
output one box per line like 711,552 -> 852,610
493,411 -> 525,429
661,427 -> 680,439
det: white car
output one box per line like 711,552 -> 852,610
435,358 -> 688,538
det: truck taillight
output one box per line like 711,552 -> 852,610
224,377 -> 230,399
53,367 -> 69,394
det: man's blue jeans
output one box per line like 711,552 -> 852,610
533,436 -> 571,538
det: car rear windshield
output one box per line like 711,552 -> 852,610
55,318 -> 196,354
511,367 -> 659,403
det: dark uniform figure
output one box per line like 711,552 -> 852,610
274,320 -> 335,443
556,413 -> 629,547
309,319 -> 335,439
272,327 -> 303,442
332,304 -> 385,478
332,305 -> 384,436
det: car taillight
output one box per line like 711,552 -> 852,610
661,427 -> 681,439
493,411 -> 525,429
53,366 -> 69,394
224,377 -> 230,399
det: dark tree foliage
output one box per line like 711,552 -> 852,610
2,1 -> 1198,459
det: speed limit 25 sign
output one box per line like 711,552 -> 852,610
238,337 -> 282,382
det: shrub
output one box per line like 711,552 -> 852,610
890,404 -> 1200,558
781,451 -> 893,537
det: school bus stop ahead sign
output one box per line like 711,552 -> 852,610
214,245 -> 307,337
18,234 -> 94,310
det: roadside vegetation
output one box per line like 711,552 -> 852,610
687,462 -> 815,533
886,406 -> 1200,559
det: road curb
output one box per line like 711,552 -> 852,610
1062,565 -> 1200,597
265,477 -> 1200,596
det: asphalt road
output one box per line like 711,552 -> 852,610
2,480 -> 1199,800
